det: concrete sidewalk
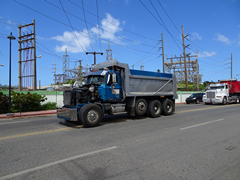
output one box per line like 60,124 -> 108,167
0,110 -> 57,119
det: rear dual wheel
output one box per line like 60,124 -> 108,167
162,99 -> 174,115
148,100 -> 162,118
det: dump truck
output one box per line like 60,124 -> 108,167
203,79 -> 240,105
57,60 -> 178,127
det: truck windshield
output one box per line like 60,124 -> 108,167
210,86 -> 224,90
85,76 -> 105,85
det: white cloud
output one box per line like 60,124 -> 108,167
52,29 -> 92,53
191,32 -> 202,40
199,51 -> 216,57
215,33 -> 233,45
52,13 -> 123,53
91,13 -> 123,43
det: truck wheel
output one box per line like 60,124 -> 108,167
148,100 -> 161,118
79,104 -> 103,128
236,97 -> 240,104
196,99 -> 199,104
135,98 -> 147,116
222,97 -> 227,105
162,99 -> 174,115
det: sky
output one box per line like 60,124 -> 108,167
0,0 -> 240,87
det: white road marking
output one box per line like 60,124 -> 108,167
0,146 -> 117,180
180,119 -> 224,130
0,120 -> 30,125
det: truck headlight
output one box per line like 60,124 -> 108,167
89,85 -> 94,92
216,96 -> 222,98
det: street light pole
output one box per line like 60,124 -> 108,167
7,32 -> 16,116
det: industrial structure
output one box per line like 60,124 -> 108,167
18,19 -> 37,91
165,54 -> 203,84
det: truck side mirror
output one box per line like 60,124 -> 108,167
112,73 -> 117,85
107,74 -> 112,86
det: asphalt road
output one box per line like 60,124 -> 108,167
0,103 -> 240,180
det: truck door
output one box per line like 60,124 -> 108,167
225,84 -> 229,96
105,72 -> 122,102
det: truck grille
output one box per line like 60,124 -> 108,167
207,92 -> 215,98
63,91 -> 72,106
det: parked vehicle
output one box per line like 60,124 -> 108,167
203,79 -> 240,105
57,59 -> 178,127
186,93 -> 205,104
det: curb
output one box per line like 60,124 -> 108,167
0,111 -> 57,119
0,103 -> 188,119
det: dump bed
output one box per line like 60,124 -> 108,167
219,79 -> 240,94
94,60 -> 178,99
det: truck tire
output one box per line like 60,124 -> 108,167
236,97 -> 240,104
162,99 -> 174,115
79,104 -> 103,128
196,99 -> 200,104
135,98 -> 147,116
222,97 -> 227,105
148,100 -> 161,118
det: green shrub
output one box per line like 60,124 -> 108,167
40,102 -> 56,110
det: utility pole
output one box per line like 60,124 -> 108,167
181,25 -> 189,91
33,19 -> 37,91
158,34 -> 165,73
86,51 -> 103,65
161,33 -> 165,73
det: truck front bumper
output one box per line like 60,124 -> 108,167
203,98 -> 222,104
57,108 -> 78,122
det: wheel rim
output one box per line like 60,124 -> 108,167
166,103 -> 172,113
138,102 -> 146,112
154,105 -> 160,114
87,110 -> 98,123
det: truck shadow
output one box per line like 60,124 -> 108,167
58,112 -> 175,128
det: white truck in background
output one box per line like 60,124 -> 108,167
203,79 -> 240,105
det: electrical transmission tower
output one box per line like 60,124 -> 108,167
52,60 -> 56,84
18,19 -> 36,91
105,42 -> 113,61
62,48 -> 69,82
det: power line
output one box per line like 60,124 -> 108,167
45,0 -> 157,48
14,0 -> 160,55
139,0 -> 182,52
69,0 -> 158,42
96,0 -> 102,51
81,0 -> 94,51
157,0 -> 181,34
